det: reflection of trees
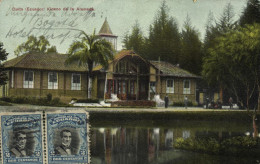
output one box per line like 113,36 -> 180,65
91,124 -> 260,164
253,114 -> 258,138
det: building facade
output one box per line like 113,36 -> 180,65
1,19 -> 199,104
92,50 -> 199,104
0,52 -> 89,102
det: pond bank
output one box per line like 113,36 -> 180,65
0,105 -> 257,123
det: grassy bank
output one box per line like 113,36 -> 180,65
89,110 -> 255,123
174,136 -> 260,157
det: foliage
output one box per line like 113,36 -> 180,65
0,96 -> 70,107
179,16 -> 203,75
14,35 -> 57,56
66,30 -> 114,74
111,100 -> 156,107
145,1 -> 181,64
66,30 -> 114,98
174,136 -> 259,156
76,99 -> 99,103
46,93 -> 52,101
0,100 -> 12,106
172,101 -> 195,107
240,0 -> 260,26
204,3 -> 237,53
0,42 -> 8,86
123,21 -> 145,57
202,23 -> 260,110
215,3 -> 237,34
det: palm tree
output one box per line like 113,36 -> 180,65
66,30 -> 114,98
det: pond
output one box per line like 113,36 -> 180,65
90,112 -> 260,164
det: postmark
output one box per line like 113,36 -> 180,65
0,112 -> 44,164
46,110 -> 89,164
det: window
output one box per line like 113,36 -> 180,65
150,82 -> 156,93
166,80 -> 174,93
48,72 -> 58,89
118,81 -> 121,94
122,81 -> 126,94
71,73 -> 81,90
183,80 -> 190,94
106,80 -> 113,94
23,71 -> 34,88
130,81 -> 135,94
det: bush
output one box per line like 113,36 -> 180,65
0,100 -> 12,106
172,101 -> 194,107
173,136 -> 259,156
46,93 -> 52,101
76,99 -> 99,103
111,100 -> 156,107
0,96 -> 70,107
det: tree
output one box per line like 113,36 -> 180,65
123,21 -> 145,57
145,1 -> 181,64
203,4 -> 238,102
14,35 -> 57,56
179,16 -> 203,75
0,42 -> 8,86
202,24 -> 260,111
204,3 -> 237,51
65,30 -> 114,98
216,3 -> 237,34
240,0 -> 260,26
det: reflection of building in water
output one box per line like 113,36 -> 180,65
182,130 -> 190,139
92,127 -> 253,164
165,130 -> 173,148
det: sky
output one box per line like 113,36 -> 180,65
0,0 -> 248,60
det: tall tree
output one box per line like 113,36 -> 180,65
203,3 -> 237,100
203,11 -> 219,53
145,1 -> 181,64
202,24 -> 260,111
216,3 -> 237,34
65,30 -> 114,98
14,35 -> 57,56
204,3 -> 237,52
180,16 -> 203,75
240,0 -> 260,26
123,21 -> 145,57
0,42 -> 8,86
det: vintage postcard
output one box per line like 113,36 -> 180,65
0,112 -> 43,164
0,0 -> 260,164
46,110 -> 89,164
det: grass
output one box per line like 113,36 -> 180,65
0,100 -> 12,106
173,136 -> 260,157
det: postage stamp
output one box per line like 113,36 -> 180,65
46,110 -> 89,164
0,112 -> 44,164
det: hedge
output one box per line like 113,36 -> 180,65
111,100 -> 156,107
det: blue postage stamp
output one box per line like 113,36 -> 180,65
46,110 -> 89,164
0,113 -> 43,164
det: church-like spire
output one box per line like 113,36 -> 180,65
98,18 -> 118,50
99,17 -> 114,36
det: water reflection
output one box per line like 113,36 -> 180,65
91,119 -> 260,164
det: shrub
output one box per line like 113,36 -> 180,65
172,101 -> 194,107
111,100 -> 156,107
76,99 -> 99,103
0,100 -> 12,106
0,96 -> 70,107
173,136 -> 258,155
46,93 -> 52,101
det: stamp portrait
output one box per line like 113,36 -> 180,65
0,113 -> 43,164
46,111 -> 89,164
